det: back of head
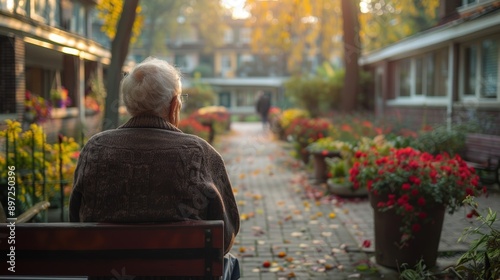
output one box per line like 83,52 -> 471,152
122,57 -> 181,118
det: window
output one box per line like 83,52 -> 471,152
175,55 -> 188,68
235,90 -> 254,107
481,39 -> 498,98
462,38 -> 499,99
464,45 -> 477,96
221,55 -> 232,68
397,59 -> 411,97
71,2 -> 85,35
396,48 -> 449,98
239,28 -> 251,44
31,0 -> 47,22
224,28 -> 234,44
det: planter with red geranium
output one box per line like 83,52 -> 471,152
285,117 -> 333,165
350,147 -> 484,269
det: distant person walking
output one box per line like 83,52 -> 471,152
255,91 -> 271,129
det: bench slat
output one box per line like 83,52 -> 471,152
464,133 -> 500,186
0,220 -> 224,278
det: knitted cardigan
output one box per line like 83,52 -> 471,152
69,115 -> 240,254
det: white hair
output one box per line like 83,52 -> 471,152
121,57 -> 181,117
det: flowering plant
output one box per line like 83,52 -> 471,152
178,118 -> 210,141
24,91 -> 52,123
50,87 -> 71,108
350,146 -> 484,244
307,137 -> 345,155
0,120 -> 80,212
285,117 -> 332,146
192,106 -> 231,133
279,108 -> 309,131
323,140 -> 354,185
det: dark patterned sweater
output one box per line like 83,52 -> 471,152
69,115 -> 240,254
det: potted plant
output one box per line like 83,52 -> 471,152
24,91 -> 52,126
326,135 -> 394,196
50,88 -> 71,108
279,108 -> 310,140
285,117 -> 333,164
306,137 -> 342,183
350,146 -> 485,269
324,141 -> 369,197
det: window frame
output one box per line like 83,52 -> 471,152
459,36 -> 500,102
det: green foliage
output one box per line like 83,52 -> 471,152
181,87 -> 216,116
193,64 -> 214,78
360,0 -> 440,52
87,73 -> 107,109
284,72 -> 343,117
411,122 -> 481,156
456,196 -> 500,279
399,259 -> 437,279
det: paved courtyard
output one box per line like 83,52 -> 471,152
217,122 -> 500,280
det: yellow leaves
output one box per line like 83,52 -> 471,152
329,212 -> 337,219
96,0 -> 143,42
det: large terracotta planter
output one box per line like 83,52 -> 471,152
311,152 -> 341,183
370,194 -> 445,269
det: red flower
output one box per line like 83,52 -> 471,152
409,176 -> 421,185
465,188 -> 474,196
367,180 -> 373,191
466,210 -> 479,219
418,212 -> 427,219
362,240 -> 371,248
411,224 -> 421,232
402,183 -> 411,191
417,197 -> 426,206
404,204 -> 414,212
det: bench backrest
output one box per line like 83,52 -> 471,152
464,133 -> 500,165
0,220 -> 224,279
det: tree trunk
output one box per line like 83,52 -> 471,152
341,0 -> 361,112
102,0 -> 139,130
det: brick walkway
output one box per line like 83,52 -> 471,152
217,122 -> 500,280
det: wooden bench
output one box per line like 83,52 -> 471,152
0,220 -> 224,279
463,133 -> 500,186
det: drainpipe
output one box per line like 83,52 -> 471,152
446,42 -> 455,131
